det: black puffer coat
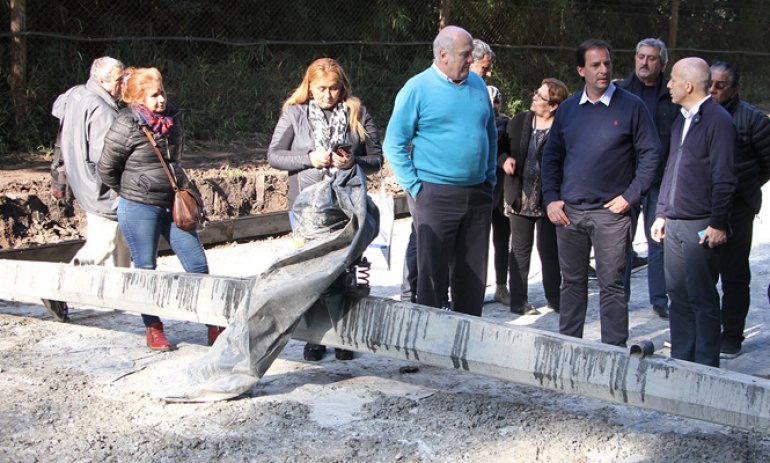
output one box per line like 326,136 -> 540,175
98,105 -> 185,208
723,96 -> 770,213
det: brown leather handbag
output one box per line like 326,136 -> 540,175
143,127 -> 205,231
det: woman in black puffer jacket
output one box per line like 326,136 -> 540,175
98,67 -> 222,351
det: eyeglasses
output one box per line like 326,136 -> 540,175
533,91 -> 552,103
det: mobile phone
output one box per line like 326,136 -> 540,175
333,143 -> 352,154
698,229 -> 709,243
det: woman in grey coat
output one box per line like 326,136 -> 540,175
268,57 -> 383,361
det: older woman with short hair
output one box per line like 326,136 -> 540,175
500,78 -> 569,315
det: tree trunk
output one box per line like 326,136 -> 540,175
439,0 -> 450,30
669,0 -> 679,52
10,0 -> 28,123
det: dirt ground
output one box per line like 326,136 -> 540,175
0,141 -> 400,249
2,148 -> 770,461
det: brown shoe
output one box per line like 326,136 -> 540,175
146,322 -> 173,351
207,325 -> 226,346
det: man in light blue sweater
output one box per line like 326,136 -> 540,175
384,26 -> 497,317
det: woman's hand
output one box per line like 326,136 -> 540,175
502,157 -> 516,176
332,148 -> 354,169
309,149 -> 332,168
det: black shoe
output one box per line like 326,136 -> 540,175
334,348 -> 354,361
652,304 -> 669,319
42,299 -> 69,322
303,343 -> 327,361
632,256 -> 648,269
511,302 -> 540,316
719,342 -> 742,359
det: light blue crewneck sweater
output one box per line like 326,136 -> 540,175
383,66 -> 497,197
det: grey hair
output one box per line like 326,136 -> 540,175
433,33 -> 453,60
472,39 -> 495,63
90,56 -> 124,81
636,38 -> 668,66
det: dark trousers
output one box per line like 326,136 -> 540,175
408,182 -> 493,317
556,206 -> 630,346
624,184 -> 667,307
664,218 -> 721,367
508,213 -> 560,309
720,198 -> 755,348
401,223 -> 418,303
491,206 -> 510,286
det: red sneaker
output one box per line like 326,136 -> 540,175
145,322 -> 173,351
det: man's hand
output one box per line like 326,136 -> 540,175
603,195 -> 630,214
546,200 -> 570,226
651,217 -> 666,242
502,157 -> 516,176
309,149 -> 331,168
701,226 -> 727,248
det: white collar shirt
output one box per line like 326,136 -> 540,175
579,83 -> 616,106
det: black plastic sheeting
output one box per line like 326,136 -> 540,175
161,167 -> 379,402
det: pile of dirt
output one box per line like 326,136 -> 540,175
0,145 -> 401,249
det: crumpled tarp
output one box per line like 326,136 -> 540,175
160,167 -> 379,402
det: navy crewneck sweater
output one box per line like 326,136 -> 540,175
541,87 -> 661,209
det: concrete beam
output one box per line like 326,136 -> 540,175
0,259 -> 768,431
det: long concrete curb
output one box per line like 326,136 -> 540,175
0,260 -> 768,431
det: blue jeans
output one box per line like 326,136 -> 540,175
118,198 -> 209,326
625,185 -> 667,308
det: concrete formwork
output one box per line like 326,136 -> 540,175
0,259 -> 768,431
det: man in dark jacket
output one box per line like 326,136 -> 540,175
652,57 -> 737,367
709,61 -> 770,358
42,57 -> 129,321
617,38 -> 678,320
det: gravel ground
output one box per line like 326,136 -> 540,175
2,191 -> 770,461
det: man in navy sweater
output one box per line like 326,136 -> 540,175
541,39 -> 661,346
652,57 -> 737,367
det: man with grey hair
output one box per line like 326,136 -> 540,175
708,61 -> 770,358
470,38 -> 495,80
42,56 -> 130,321
618,38 -> 678,320
385,26 -> 497,317
651,57 -> 737,367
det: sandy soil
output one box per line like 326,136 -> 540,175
2,214 -> 770,461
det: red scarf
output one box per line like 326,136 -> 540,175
133,104 -> 175,137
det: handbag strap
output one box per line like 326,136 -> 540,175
142,126 -> 179,191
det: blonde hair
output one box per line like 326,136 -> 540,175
121,67 -> 163,105
282,58 -> 366,139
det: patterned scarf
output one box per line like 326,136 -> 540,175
307,100 -> 348,153
133,104 -> 175,137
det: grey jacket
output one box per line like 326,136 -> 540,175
268,103 -> 383,205
52,77 -> 120,218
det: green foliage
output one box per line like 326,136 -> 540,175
3,0 -> 770,154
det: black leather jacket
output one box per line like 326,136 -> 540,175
98,105 -> 185,208
617,72 -> 679,184
722,96 -> 770,213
